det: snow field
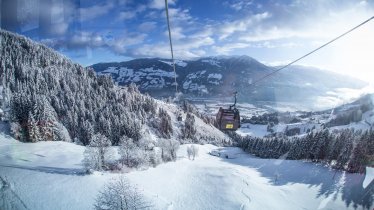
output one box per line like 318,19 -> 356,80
1,134 -> 371,210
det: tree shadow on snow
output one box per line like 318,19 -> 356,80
0,164 -> 87,176
215,147 -> 373,209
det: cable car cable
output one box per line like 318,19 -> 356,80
164,0 -> 178,94
250,15 -> 374,87
215,15 -> 373,131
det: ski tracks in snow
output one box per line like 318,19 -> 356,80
0,176 -> 30,210
239,178 -> 251,210
141,190 -> 174,210
167,202 -> 174,210
232,169 -> 252,210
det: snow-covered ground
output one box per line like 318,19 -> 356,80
236,123 -> 269,137
236,108 -> 374,138
237,122 -> 324,138
0,131 -> 372,210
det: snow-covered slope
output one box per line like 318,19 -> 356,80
154,100 -> 229,144
237,94 -> 374,138
0,29 -> 228,146
0,132 -> 372,210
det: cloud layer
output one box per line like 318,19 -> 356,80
1,0 -> 374,81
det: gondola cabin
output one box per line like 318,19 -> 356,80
216,91 -> 241,131
216,107 -> 240,131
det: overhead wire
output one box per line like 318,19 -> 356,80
163,2 -> 373,96
250,15 -> 374,87
164,0 -> 178,93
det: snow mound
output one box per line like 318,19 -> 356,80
363,167 -> 374,189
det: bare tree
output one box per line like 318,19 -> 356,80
94,176 -> 151,210
191,145 -> 199,160
83,133 -> 112,171
119,136 -> 136,167
187,146 -> 192,160
10,122 -> 22,140
187,145 -> 199,160
159,139 -> 180,162
119,136 -> 148,168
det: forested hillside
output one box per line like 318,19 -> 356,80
236,128 -> 374,173
0,30 -> 227,146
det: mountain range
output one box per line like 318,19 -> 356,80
90,56 -> 367,108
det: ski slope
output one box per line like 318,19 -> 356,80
0,133 -> 372,210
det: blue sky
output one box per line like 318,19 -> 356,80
1,0 -> 374,81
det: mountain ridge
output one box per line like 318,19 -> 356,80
90,56 -> 367,109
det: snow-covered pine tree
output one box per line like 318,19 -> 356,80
182,112 -> 196,140
347,137 -> 367,173
27,111 -> 40,142
158,108 -> 173,138
53,122 -> 72,142
33,96 -> 57,141
0,30 -> 162,145
333,129 -> 354,170
79,120 -> 94,146
327,132 -> 344,164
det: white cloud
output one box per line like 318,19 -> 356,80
118,0 -> 132,6
42,31 -> 147,55
127,35 -> 214,59
16,0 -> 75,35
138,21 -> 157,32
176,37 -> 215,50
164,27 -> 186,40
213,43 -> 251,55
49,22 -> 69,36
68,32 -> 106,48
135,4 -> 147,13
149,0 -> 176,10
129,43 -> 205,59
80,2 -> 114,22
128,44 -> 171,58
127,2 -> 207,58
117,4 -> 147,21
118,11 -> 136,21
168,8 -> 193,23
239,27 -> 297,42
111,33 -> 147,54
36,0 -> 374,81
189,27 -> 214,38
218,12 -> 271,40
229,0 -> 254,11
